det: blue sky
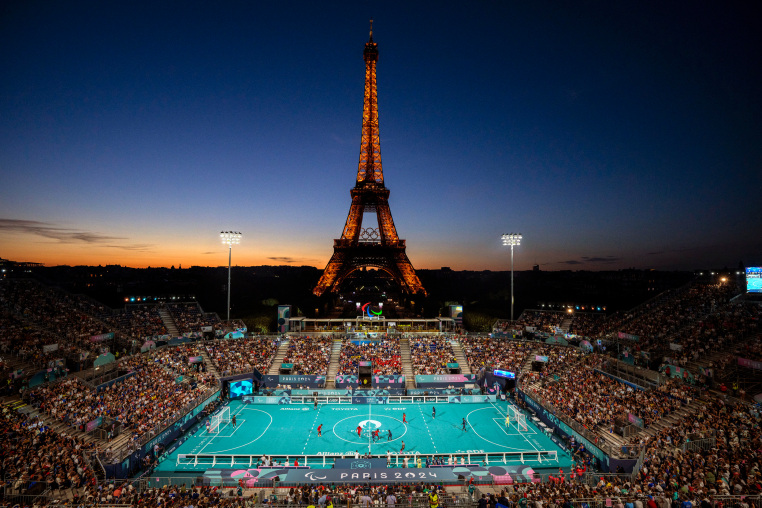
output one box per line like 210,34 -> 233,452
1,1 -> 760,270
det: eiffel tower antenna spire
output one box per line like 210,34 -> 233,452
313,23 -> 426,297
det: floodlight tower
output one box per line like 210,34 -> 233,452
502,233 -> 522,322
220,231 -> 242,323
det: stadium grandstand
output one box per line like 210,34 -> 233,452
1,276 -> 760,507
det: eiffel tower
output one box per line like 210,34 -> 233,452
313,22 -> 426,297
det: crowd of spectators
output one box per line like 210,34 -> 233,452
168,303 -> 220,334
517,311 -> 567,334
30,354 -> 214,443
529,355 -> 696,431
117,305 -> 168,339
0,279 -> 113,361
149,344 -> 217,387
409,336 -> 456,375
461,337 -> 533,377
0,407 -> 98,494
204,337 -> 279,376
664,302 -> 761,368
601,282 -> 738,352
338,338 -> 401,375
282,337 -> 333,375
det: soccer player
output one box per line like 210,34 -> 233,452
357,425 -> 362,437
232,415 -> 237,428
317,424 -> 323,437
402,413 -> 406,423
432,407 -> 436,418
400,440 -> 405,453
505,413 -> 510,427
387,429 -> 392,441
374,429 -> 380,442
314,398 -> 318,410
462,418 -> 467,431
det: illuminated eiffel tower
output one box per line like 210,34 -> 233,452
313,22 -> 426,297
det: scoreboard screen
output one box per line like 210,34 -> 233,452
747,267 -> 762,293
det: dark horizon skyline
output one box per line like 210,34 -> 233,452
1,1 -> 761,272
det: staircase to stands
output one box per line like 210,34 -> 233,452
325,339 -> 343,388
267,338 -> 291,375
399,338 -> 415,388
157,307 -> 179,337
449,339 -> 472,374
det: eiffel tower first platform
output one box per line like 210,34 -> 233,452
313,23 -> 426,297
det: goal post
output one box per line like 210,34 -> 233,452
209,406 -> 231,434
508,404 -> 528,432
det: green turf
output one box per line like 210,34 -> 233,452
157,400 -> 571,473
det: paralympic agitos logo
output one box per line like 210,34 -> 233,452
361,303 -> 382,318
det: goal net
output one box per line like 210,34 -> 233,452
209,406 -> 231,434
508,404 -> 528,432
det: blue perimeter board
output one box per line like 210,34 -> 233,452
156,400 -> 571,473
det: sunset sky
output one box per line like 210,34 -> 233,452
1,1 -> 760,271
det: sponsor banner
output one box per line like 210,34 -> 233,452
415,374 -> 476,388
372,374 -> 405,386
86,417 -> 103,432
534,355 -> 548,362
188,356 -> 204,364
334,458 -> 388,469
408,388 -> 467,396
738,357 -> 762,371
452,395 -> 496,403
352,396 -> 388,405
42,343 -> 59,353
10,369 -> 24,379
525,326 -> 536,333
669,343 -> 683,351
365,388 -> 405,396
628,413 -> 644,428
262,375 -> 325,388
285,467 -> 458,484
292,389 -> 353,396
335,374 -> 359,388
201,326 -> 213,333
90,332 -> 115,343
617,332 -> 639,341
242,395 -> 292,405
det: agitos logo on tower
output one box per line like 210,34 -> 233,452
361,303 -> 383,319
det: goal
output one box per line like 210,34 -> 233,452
508,405 -> 528,432
209,406 -> 231,434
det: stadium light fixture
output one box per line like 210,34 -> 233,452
220,231 -> 242,323
502,233 -> 522,322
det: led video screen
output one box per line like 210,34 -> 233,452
229,379 -> 253,398
747,267 -> 762,293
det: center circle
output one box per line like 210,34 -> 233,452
332,414 -> 408,446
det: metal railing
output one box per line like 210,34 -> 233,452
175,450 -> 559,470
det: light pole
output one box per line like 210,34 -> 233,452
220,231 -> 242,323
502,233 -> 522,322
